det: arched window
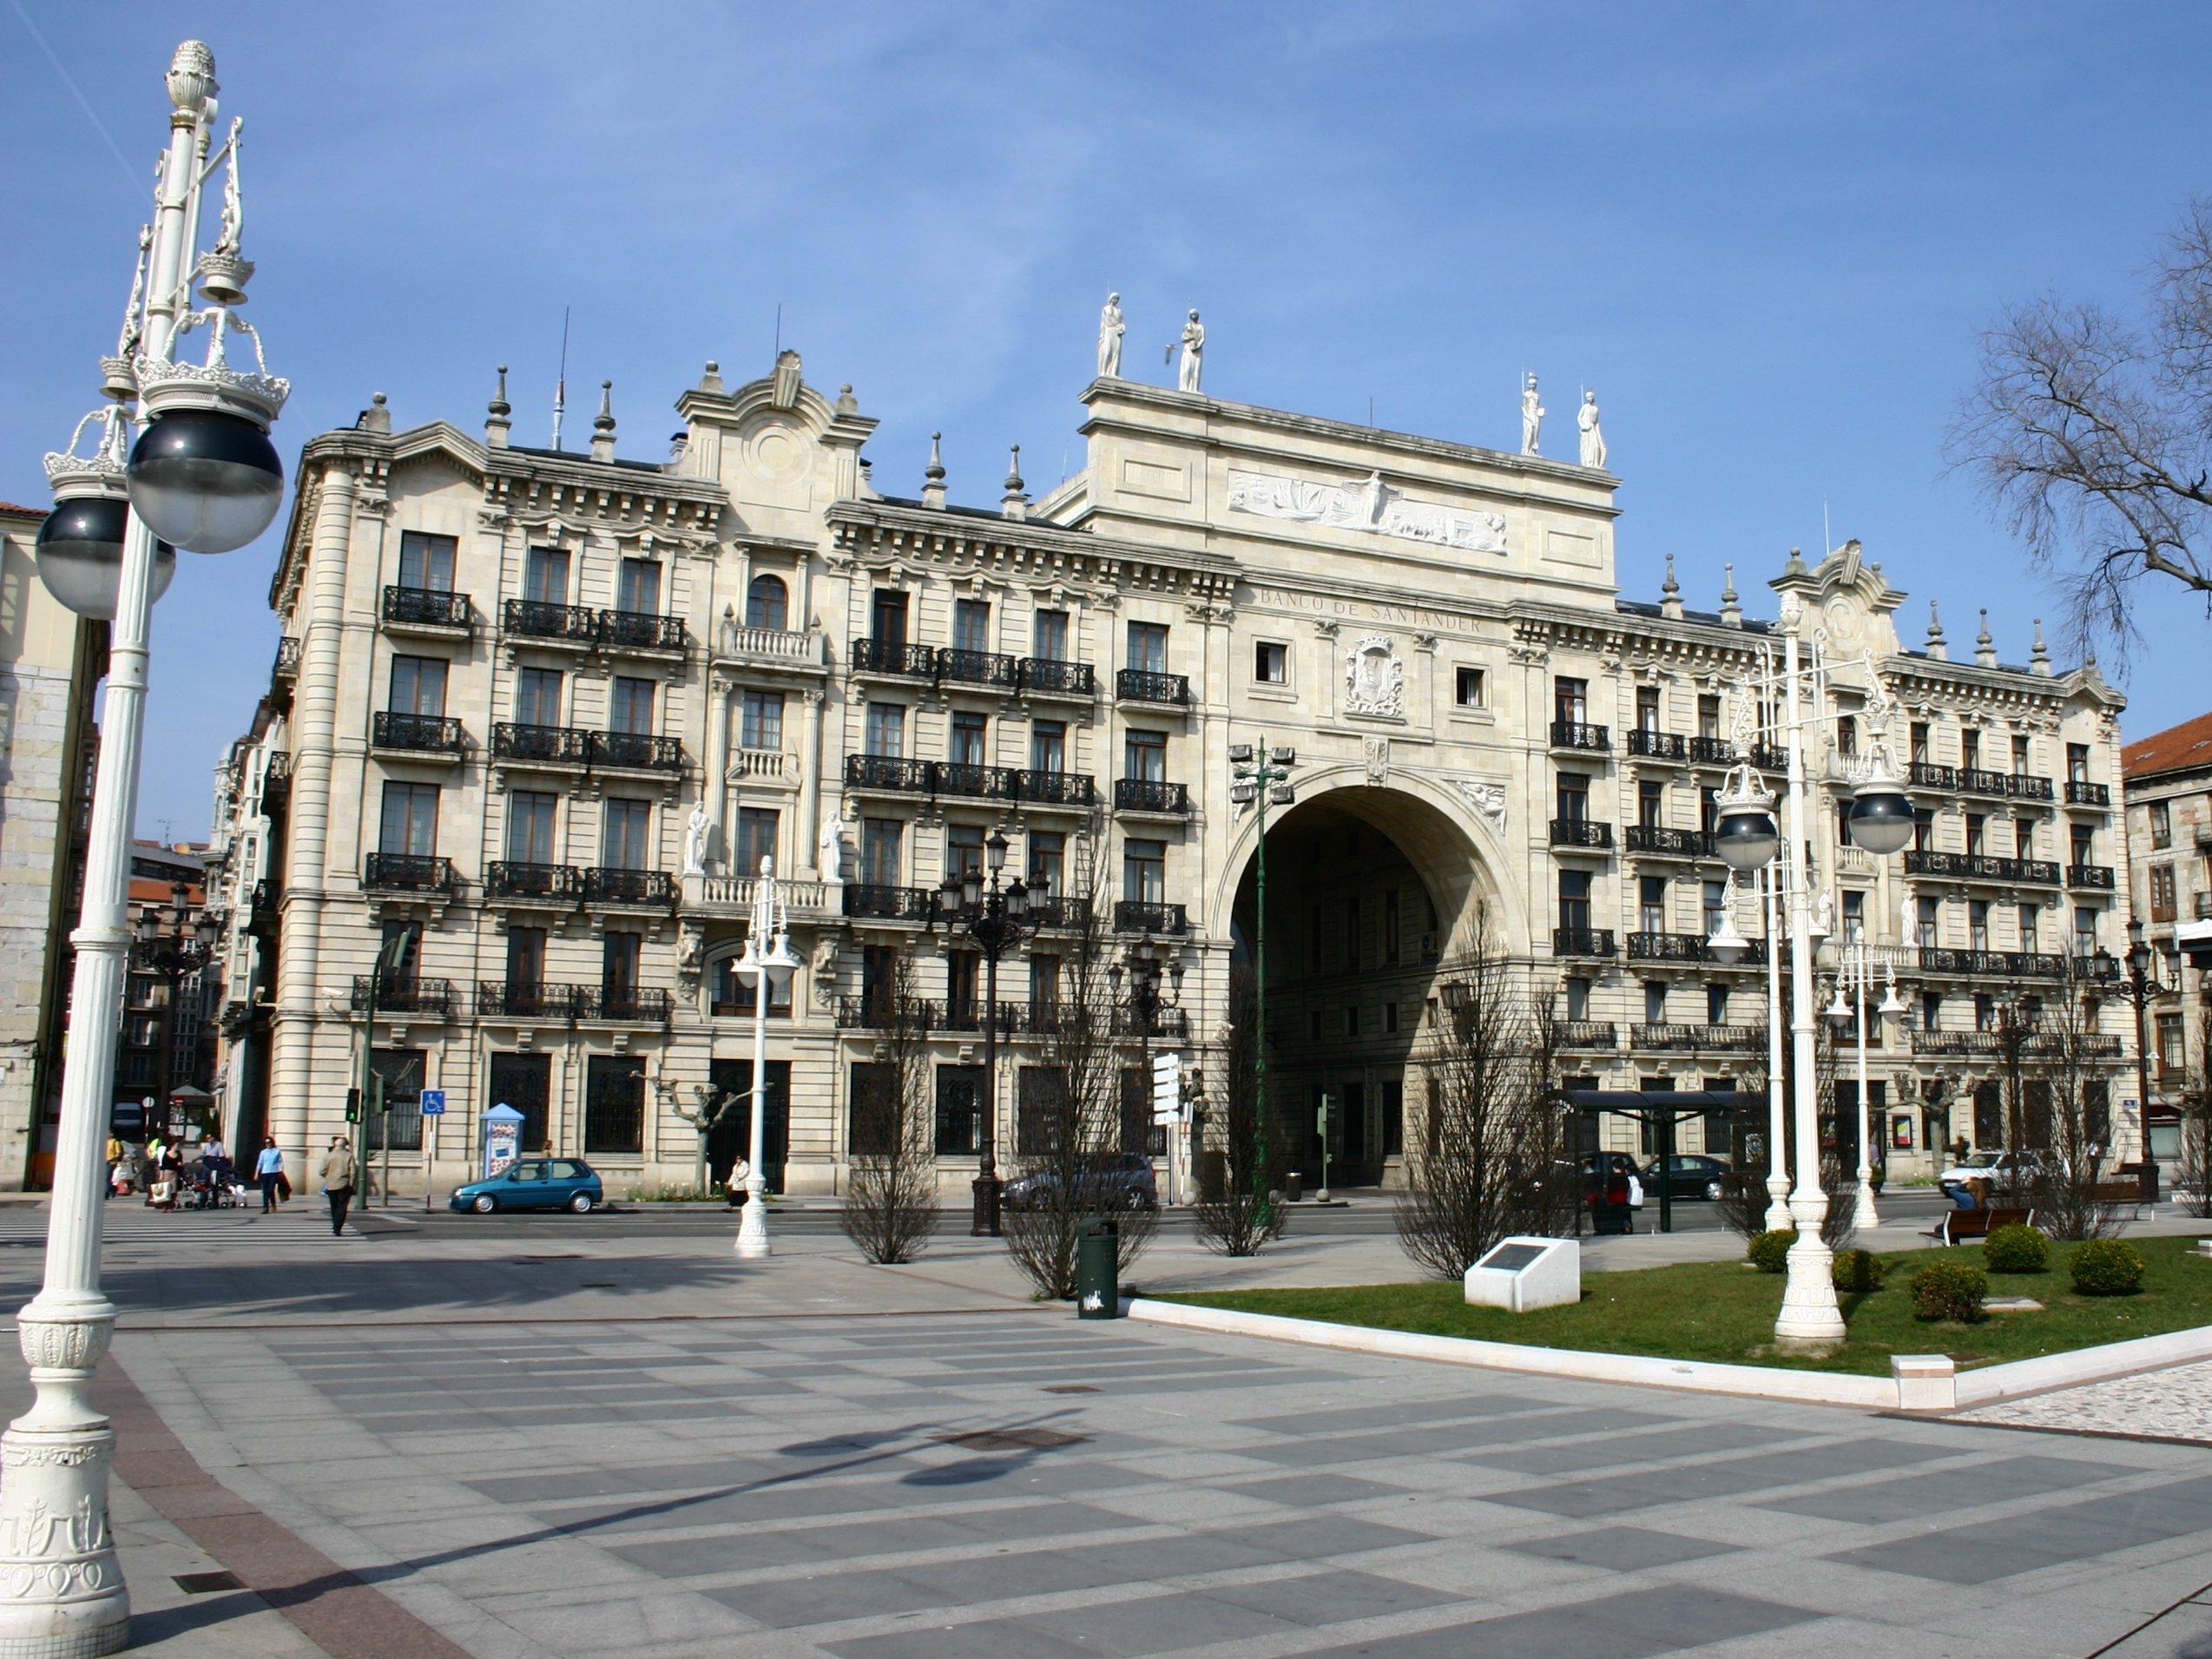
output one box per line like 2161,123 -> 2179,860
745,574 -> 789,631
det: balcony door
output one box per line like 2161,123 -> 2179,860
516,668 -> 563,728
506,926 -> 546,995
506,791 -> 558,865
398,531 -> 455,592
379,782 -> 438,856
388,655 -> 448,718
745,573 -> 788,630
602,798 -> 652,870
523,546 -> 569,604
952,599 -> 991,655
616,557 -> 662,616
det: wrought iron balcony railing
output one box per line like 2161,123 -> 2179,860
1629,932 -> 1711,962
836,995 -> 942,1030
371,712 -> 464,755
1115,778 -> 1189,814
841,883 -> 936,922
2065,779 -> 2111,807
934,761 -> 1022,803
576,986 -> 673,1024
851,636 -> 937,677
938,648 -> 1021,690
1549,818 -> 1614,850
1019,657 -> 1096,697
844,754 -> 933,793
1017,768 -> 1099,807
384,584 -> 472,631
1915,946 -> 2068,980
2066,864 -> 2116,891
1903,850 -> 2059,885
361,853 -> 457,895
1627,729 -> 1689,760
595,609 -> 688,653
476,981 -> 581,1020
272,636 -> 300,678
503,598 -> 597,645
484,861 -> 584,902
1556,1020 -> 1619,1049
1908,760 -> 1958,790
841,754 -> 1095,806
351,975 -> 454,1016
490,721 -> 592,767
1552,926 -> 1616,958
582,867 -> 675,907
1631,1023 -> 1767,1051
1113,899 -> 1188,935
588,730 -> 687,773
1689,736 -> 1735,765
1625,824 -> 1712,858
1955,766 -> 2054,802
1116,668 -> 1191,706
1550,721 -> 1610,752
1910,1028 -> 2123,1058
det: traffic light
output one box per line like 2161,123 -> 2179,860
345,1087 -> 360,1124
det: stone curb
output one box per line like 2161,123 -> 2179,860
1123,1297 -> 2212,1414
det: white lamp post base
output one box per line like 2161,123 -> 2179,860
1852,1174 -> 1880,1231
1762,1174 -> 1793,1234
1774,1195 -> 1846,1353
734,1178 -> 771,1259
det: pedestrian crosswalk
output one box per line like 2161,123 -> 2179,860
0,1199 -> 383,1248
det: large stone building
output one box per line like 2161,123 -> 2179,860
2122,711 -> 2212,1153
0,502 -> 102,1188
205,349 -> 2143,1195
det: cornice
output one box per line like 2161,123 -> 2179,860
825,499 -> 1238,599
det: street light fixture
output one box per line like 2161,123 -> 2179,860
732,858 -> 800,1258
2097,920 -> 2169,1202
3,43 -> 288,1653
1230,738 -> 1297,1221
933,828 -> 1041,1236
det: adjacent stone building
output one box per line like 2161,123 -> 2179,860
205,352 -> 2143,1195
2122,711 -> 2212,1152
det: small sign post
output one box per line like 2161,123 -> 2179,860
1315,1092 -> 1332,1202
419,1090 -> 446,1213
1151,1053 -> 1182,1208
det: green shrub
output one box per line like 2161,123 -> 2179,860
2070,1239 -> 2145,1297
1748,1229 -> 1795,1274
1912,1259 -> 1988,1323
1984,1224 -> 2051,1274
1832,1248 -> 1886,1293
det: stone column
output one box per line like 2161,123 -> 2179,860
798,688 -> 826,878
270,466 -> 359,1155
704,670 -> 733,871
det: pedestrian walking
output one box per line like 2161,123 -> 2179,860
254,1137 -> 285,1213
318,1137 -> 358,1236
103,1135 -> 121,1201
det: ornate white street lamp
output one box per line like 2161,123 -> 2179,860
1827,942 -> 1906,1228
0,43 -> 287,1655
731,858 -> 800,1258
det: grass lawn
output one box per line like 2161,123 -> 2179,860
1159,1233 -> 2212,1376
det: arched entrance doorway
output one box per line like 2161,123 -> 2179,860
1218,779 -> 1514,1188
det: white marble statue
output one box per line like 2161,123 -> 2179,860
1177,310 -> 1205,394
681,800 -> 710,878
1577,388 -> 1606,469
1520,372 -> 1544,456
1096,292 -> 1124,379
1901,884 -> 1920,945
818,806 -> 850,879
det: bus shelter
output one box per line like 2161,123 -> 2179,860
1565,1088 -> 1765,1234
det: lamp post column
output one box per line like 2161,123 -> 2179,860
1851,945 -> 1880,1229
735,858 -> 791,1259
1761,864 -> 1790,1230
975,942 -> 1002,1238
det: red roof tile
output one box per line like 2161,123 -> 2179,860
2123,710 -> 2212,781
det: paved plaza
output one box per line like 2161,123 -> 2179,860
1,1210 -> 2209,1655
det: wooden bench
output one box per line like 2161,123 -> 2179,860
1927,1204 -> 2033,1245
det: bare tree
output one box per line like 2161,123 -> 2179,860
839,951 -> 939,1265
1946,197 -> 2212,655
2025,971 -> 2123,1241
1001,826 -> 1157,1299
1395,914 -> 1576,1280
1192,961 -> 1286,1257
2180,1004 -> 2212,1220
670,1083 -> 746,1197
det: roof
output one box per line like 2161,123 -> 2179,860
2123,710 -> 2212,782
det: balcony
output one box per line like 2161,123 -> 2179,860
1552,926 -> 1616,958
361,853 -> 456,896
836,994 -> 941,1031
844,754 -> 933,795
1632,1023 -> 1767,1052
1116,668 -> 1191,707
732,747 -> 796,784
1114,899 -> 1188,936
1017,769 -> 1099,809
477,982 -> 581,1021
1910,1028 -> 2124,1058
502,598 -> 597,648
1115,778 -> 1190,816
260,751 -> 291,811
937,648 -> 1021,692
272,635 -> 300,680
1550,721 -> 1610,753
1903,850 -> 2060,885
352,976 -> 455,1017
1625,824 -> 1712,859
840,754 -> 1096,807
1956,767 -> 2055,802
245,878 -> 278,938
583,867 -> 675,908
1748,743 -> 1787,772
596,608 -> 688,655
383,584 -> 473,635
1019,657 -> 1096,700
1689,736 -> 1734,766
491,722 -> 591,768
851,636 -> 936,678
683,872 -> 834,919
1549,818 -> 1613,851
1908,760 -> 1958,791
371,712 -> 465,760
715,622 -> 827,672
1113,1004 -> 1190,1042
2066,864 -> 2116,892
1916,946 -> 2068,980
1629,932 -> 1711,963
1557,1020 -> 1619,1050
842,883 -> 937,922
1627,729 -> 1689,761
484,861 -> 584,905
2065,779 -> 2111,807
577,986 -> 673,1025
933,761 -> 1023,804
588,730 -> 687,774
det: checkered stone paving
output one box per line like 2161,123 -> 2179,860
1953,1359 -> 2212,1447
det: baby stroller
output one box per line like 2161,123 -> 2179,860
190,1157 -> 247,1210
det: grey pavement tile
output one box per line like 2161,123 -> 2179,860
1465,1421 -> 1805,1477
1300,1583 -> 1820,1659
826,1617 -> 1098,1658
1203,1514 -> 1438,1563
1212,1567 -> 1470,1626
1017,1587 -> 1302,1655
1837,1475 -> 2212,1585
1234,1392 -> 1568,1435
1504,1525 -> 1745,1572
1222,1473 -> 1412,1507
1759,1454 -> 2148,1525
1483,1437 -> 1935,1519
704,1570 -> 949,1630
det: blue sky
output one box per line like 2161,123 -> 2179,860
6,3 -> 2209,839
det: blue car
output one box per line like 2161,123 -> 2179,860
450,1157 -> 603,1214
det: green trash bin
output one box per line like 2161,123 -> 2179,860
1076,1217 -> 1120,1319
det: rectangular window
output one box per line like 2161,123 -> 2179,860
583,1055 -> 645,1155
1016,1065 -> 1069,1156
1637,780 -> 1663,829
1385,1001 -> 1400,1034
952,598 -> 991,655
1553,676 -> 1588,724
935,1065 -> 984,1155
1836,714 -> 1858,757
949,711 -> 987,767
488,1052 -> 552,1155
1456,667 -> 1485,708
1644,983 -> 1668,1025
602,798 -> 652,869
865,702 -> 905,758
1702,879 -> 1727,937
1255,641 -> 1288,685
1029,956 -> 1060,1017
849,1063 -> 897,1157
397,530 -> 455,592
712,953 -> 790,1016
1124,728 -> 1167,783
1639,876 -> 1667,935
1558,870 -> 1592,932
870,589 -> 909,646
616,558 -> 662,614
1556,772 -> 1590,822
1965,813 -> 1985,856
2151,863 -> 2177,921
1033,609 -> 1069,661
740,689 -> 785,751
1636,685 -> 1661,734
378,781 -> 438,855
1911,721 -> 1931,763
1842,889 -> 1866,941
2158,1013 -> 2186,1070
946,951 -> 980,1025
366,1048 -> 425,1153
1920,991 -> 1942,1032
1918,896 -> 1939,949
1968,899 -> 1991,951
734,807 -> 779,876
1030,720 -> 1066,774
1126,621 -> 1169,675
1698,695 -> 1721,741
2074,907 -> 2099,954
602,931 -> 642,998
1961,728 -> 1981,771
515,667 -> 563,727
378,918 -> 423,990
1122,839 -> 1165,903
860,818 -> 903,885
2067,742 -> 2090,784
2017,903 -> 2038,950
1699,787 -> 1719,835
2150,800 -> 2172,849
609,676 -> 655,736
505,926 -> 545,991
945,825 -> 985,879
523,546 -> 569,603
1026,831 -> 1064,896
1564,977 -> 1591,1020
2011,734 -> 2031,774
1912,807 -> 1933,853
506,791 -> 558,864
388,655 -> 448,717
2071,826 -> 2094,866
1707,983 -> 1728,1025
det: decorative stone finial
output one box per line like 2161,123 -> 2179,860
1782,545 -> 1809,578
167,41 -> 218,115
1660,552 -> 1682,619
697,359 -> 724,394
484,364 -> 512,448
1926,600 -> 1947,660
1719,563 -> 1741,628
922,431 -> 947,510
859,456 -> 877,497
1002,444 -> 1027,521
2031,618 -> 2052,676
835,382 -> 859,416
361,392 -> 391,435
590,379 -> 616,461
1975,608 -> 1997,667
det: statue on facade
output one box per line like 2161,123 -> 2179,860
1520,372 -> 1544,455
1176,310 -> 1205,393
818,806 -> 851,879
681,800 -> 711,877
1577,387 -> 1606,469
1096,292 -> 1124,379
718,604 -> 740,657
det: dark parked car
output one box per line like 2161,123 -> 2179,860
1003,1152 -> 1157,1213
450,1157 -> 604,1214
1639,1153 -> 1733,1201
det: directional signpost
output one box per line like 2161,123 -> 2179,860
1151,1052 -> 1182,1208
